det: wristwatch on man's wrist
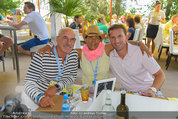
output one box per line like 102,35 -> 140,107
55,84 -> 61,92
150,87 -> 157,93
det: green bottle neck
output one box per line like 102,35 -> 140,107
120,94 -> 126,105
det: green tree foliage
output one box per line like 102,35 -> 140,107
112,0 -> 126,17
49,0 -> 85,26
84,0 -> 110,16
146,0 -> 177,20
163,0 -> 178,20
84,0 -> 127,21
105,16 -> 110,23
0,0 -> 20,14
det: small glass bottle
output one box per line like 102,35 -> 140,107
102,91 -> 115,119
102,92 -> 115,111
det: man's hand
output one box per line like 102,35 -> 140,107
37,45 -> 52,56
142,89 -> 155,97
44,86 -> 57,97
8,21 -> 26,28
39,96 -> 55,107
139,42 -> 152,57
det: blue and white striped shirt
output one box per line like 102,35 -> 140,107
24,49 -> 78,104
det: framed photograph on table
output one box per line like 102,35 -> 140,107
93,78 -> 116,101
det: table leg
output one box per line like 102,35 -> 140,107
10,30 -> 16,70
13,30 -> 20,83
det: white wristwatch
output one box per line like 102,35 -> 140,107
150,87 -> 157,93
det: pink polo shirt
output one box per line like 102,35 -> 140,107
110,43 -> 161,92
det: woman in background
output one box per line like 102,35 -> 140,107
146,0 -> 165,53
126,17 -> 135,40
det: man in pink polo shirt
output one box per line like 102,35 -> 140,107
108,24 -> 165,97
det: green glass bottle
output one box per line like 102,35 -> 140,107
116,91 -> 129,119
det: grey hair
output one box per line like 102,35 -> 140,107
58,27 -> 74,36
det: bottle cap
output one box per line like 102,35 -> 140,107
121,90 -> 126,94
63,94 -> 68,100
94,80 -> 96,85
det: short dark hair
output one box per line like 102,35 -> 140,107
74,15 -> 81,21
25,2 -> 35,11
126,17 -> 135,29
108,24 -> 127,37
134,14 -> 141,23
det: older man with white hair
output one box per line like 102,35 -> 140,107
21,28 -> 78,110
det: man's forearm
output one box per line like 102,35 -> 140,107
57,57 -> 78,90
10,21 -> 26,28
128,40 -> 139,45
152,69 -> 165,90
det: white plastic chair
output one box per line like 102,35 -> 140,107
165,28 -> 178,70
157,24 -> 169,60
138,27 -> 145,42
133,29 -> 140,41
73,29 -> 82,49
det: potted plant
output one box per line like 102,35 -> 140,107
49,0 -> 85,27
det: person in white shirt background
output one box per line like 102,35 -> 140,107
9,2 -> 49,55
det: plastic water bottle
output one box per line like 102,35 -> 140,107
62,94 -> 70,119
89,80 -> 96,99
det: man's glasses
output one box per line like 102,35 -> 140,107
60,36 -> 76,43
